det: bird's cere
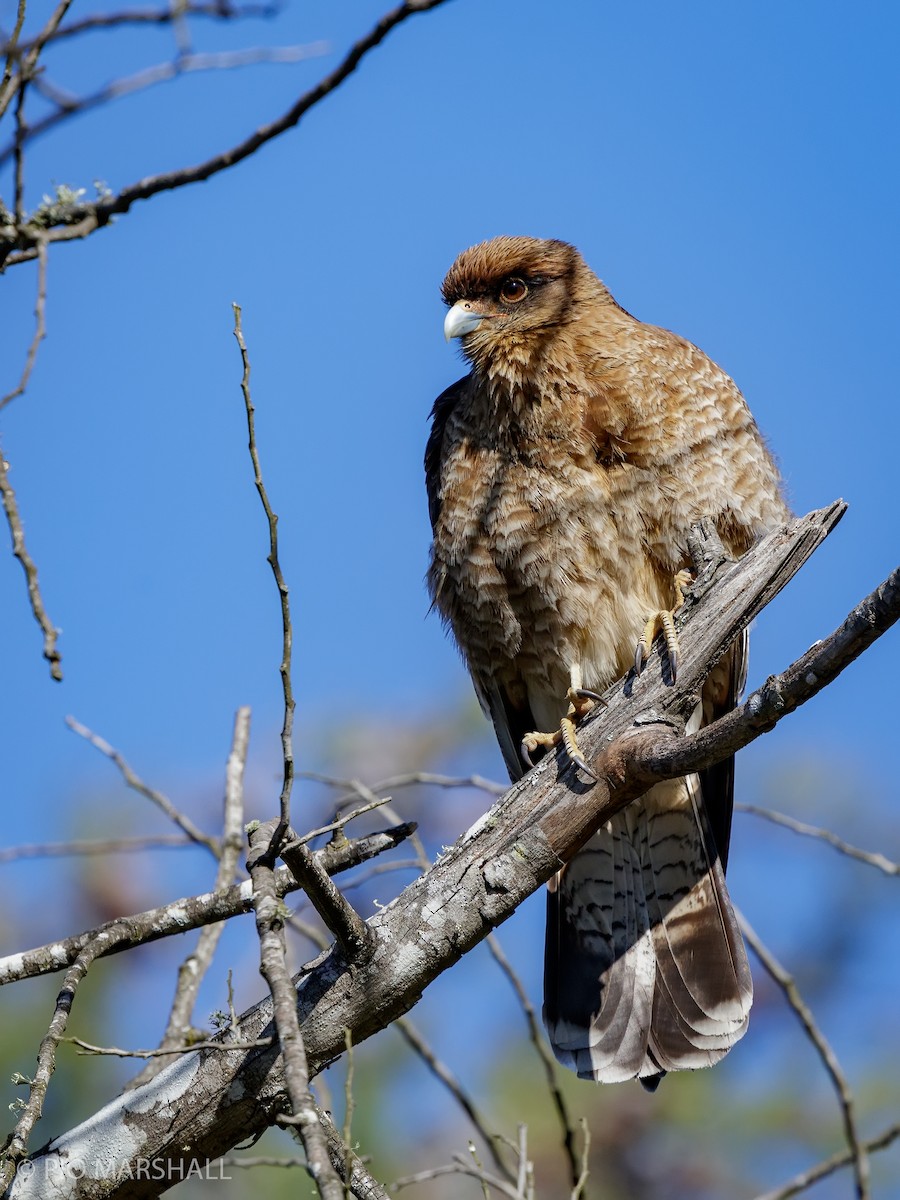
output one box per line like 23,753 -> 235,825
444,301 -> 484,341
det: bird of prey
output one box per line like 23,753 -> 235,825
425,236 -> 789,1088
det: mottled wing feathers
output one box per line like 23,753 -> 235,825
425,376 -> 468,533
473,675 -> 533,784
698,631 -> 748,870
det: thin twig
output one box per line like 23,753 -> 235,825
248,819 -> 344,1199
0,834 -> 193,862
392,1160 -> 521,1199
486,935 -> 579,1189
65,715 -> 219,854
569,1119 -> 590,1200
233,303 -> 294,834
343,1029 -> 354,1200
394,1017 -> 515,1185
293,795 -> 396,845
221,1155 -> 308,1169
0,421 -> 62,680
751,1122 -> 900,1200
1,233 -> 47,411
12,69 -> 26,222
298,769 -> 506,800
0,0 -> 73,120
0,43 -> 330,165
64,1034 -> 273,1058
2,0 -> 454,264
737,804 -> 899,876
0,922 -> 131,1190
1,1 -> 281,54
0,0 -> 27,101
337,857 -> 421,893
739,911 -> 870,1200
131,707 -> 251,1087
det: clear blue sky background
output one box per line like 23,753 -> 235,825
2,1 -> 899,1192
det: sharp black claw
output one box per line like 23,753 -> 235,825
634,644 -> 646,676
520,742 -> 534,770
668,649 -> 678,682
574,688 -> 606,705
570,753 -> 599,782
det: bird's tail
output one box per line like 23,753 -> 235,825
542,775 -> 752,1085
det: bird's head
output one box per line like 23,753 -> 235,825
441,236 -> 608,371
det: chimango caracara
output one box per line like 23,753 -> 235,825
425,236 -> 789,1088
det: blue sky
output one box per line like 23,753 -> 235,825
2,0 -> 899,1189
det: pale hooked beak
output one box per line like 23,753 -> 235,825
444,301 -> 486,341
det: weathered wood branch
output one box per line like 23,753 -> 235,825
10,501 -> 900,1200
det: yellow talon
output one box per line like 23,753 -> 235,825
634,569 -> 692,680
521,685 -> 599,780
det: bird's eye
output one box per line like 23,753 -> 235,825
499,278 -> 528,304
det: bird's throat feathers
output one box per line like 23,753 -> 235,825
468,323 -> 630,451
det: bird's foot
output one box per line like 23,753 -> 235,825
634,569 -> 693,680
521,688 -> 603,779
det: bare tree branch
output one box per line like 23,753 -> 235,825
739,912 -> 869,1200
233,303 -> 294,833
751,1122 -> 900,1200
394,1016 -> 515,1185
0,425 -> 62,680
130,706 -> 251,1087
0,0 -> 73,121
280,837 -> 371,959
737,803 -> 899,876
485,935 -> 579,1189
64,1035 -> 273,1058
0,2 -> 283,55
0,0 -> 27,102
0,835 -> 194,863
0,42 -> 330,166
65,715 -> 219,855
0,923 -> 132,1190
2,210 -> 45,394
1,0 -> 454,265
0,822 -> 418,985
248,818 -> 344,1200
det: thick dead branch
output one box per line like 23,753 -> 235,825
11,503 -> 900,1198
280,838 -> 371,959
